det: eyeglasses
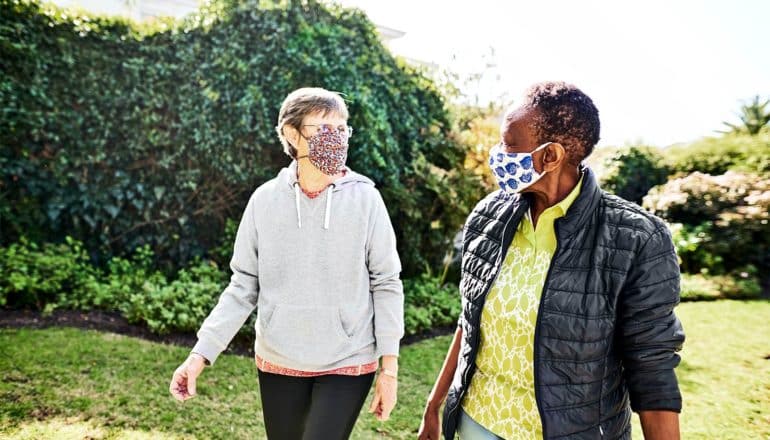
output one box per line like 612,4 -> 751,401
302,124 -> 353,137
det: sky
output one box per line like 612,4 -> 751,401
337,0 -> 770,147
49,0 -> 769,147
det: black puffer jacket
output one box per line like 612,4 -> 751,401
442,168 -> 685,439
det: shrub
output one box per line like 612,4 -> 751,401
646,172 -> 770,278
0,237 -> 231,333
644,172 -> 768,224
403,273 -> 461,336
452,103 -> 505,192
119,260 -> 227,334
668,222 -> 724,274
1,237 -> 464,336
0,237 -> 98,309
210,218 -> 239,269
84,245 -> 167,309
664,132 -> 770,176
600,146 -> 670,204
0,0 -> 480,277
680,272 -> 761,301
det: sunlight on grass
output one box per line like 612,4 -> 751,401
3,417 -> 184,440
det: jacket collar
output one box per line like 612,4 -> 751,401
497,165 -> 602,239
556,165 -> 602,237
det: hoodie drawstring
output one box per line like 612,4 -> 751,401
294,181 -> 335,229
293,182 -> 302,228
323,184 -> 335,230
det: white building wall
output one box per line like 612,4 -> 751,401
49,0 -> 200,21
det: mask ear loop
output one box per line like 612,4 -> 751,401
495,141 -> 552,155
533,141 -> 554,174
291,126 -> 310,161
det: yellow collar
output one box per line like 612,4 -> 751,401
526,173 -> 584,222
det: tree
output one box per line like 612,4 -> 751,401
601,146 -> 670,204
721,95 -> 770,135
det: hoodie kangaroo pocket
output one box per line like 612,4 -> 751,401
262,304 -> 352,367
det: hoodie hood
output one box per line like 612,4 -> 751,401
277,160 -> 375,229
278,160 -> 375,190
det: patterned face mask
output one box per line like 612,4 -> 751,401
488,142 -> 551,193
297,125 -> 349,176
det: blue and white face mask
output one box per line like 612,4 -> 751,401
488,142 -> 551,194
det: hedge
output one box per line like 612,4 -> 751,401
0,0 -> 483,275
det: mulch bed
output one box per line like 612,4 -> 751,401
0,309 -> 454,358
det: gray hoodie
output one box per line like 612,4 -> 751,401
192,161 -> 404,371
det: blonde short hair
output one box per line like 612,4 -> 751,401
275,87 -> 349,158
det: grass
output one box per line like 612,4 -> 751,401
662,300 -> 770,439
1,300 -> 769,439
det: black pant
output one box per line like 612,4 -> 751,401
257,370 -> 375,440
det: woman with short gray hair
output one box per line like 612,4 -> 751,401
170,87 -> 404,440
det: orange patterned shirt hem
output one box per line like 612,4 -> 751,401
255,355 -> 378,377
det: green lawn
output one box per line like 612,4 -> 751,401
1,300 -> 769,439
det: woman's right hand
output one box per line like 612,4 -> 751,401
169,353 -> 207,402
418,403 -> 441,440
419,327 -> 462,440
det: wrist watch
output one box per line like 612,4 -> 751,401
380,368 -> 398,378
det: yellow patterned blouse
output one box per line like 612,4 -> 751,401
462,176 -> 583,439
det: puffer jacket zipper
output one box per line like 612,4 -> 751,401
447,200 -> 522,424
534,218 -> 563,439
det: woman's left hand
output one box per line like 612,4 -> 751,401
369,372 -> 398,421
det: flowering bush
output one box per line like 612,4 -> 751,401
644,172 -> 770,281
